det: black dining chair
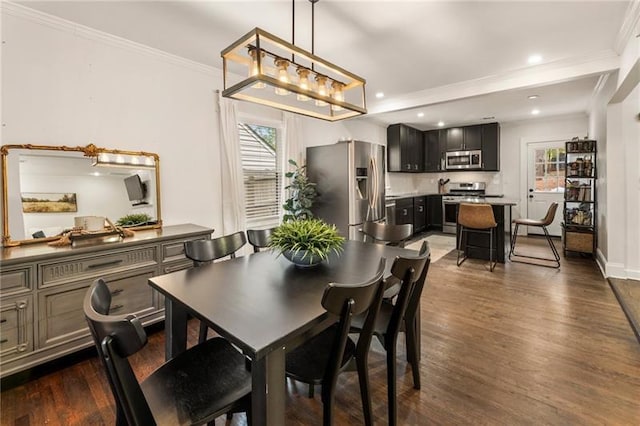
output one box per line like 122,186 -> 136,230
184,231 -> 246,343
361,221 -> 414,248
350,241 -> 430,426
83,278 -> 251,426
247,227 -> 275,253
285,258 -> 386,426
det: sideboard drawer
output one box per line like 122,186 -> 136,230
0,266 -> 33,295
162,236 -> 208,263
39,246 -> 158,288
0,295 -> 33,362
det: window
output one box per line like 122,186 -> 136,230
534,147 -> 566,192
238,122 -> 281,229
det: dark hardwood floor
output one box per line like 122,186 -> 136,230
2,236 -> 639,425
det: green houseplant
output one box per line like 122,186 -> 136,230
116,213 -> 152,227
269,219 -> 345,267
283,159 -> 318,222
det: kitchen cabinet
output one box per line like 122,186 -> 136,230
427,195 -> 443,229
481,122 -> 500,171
562,139 -> 597,256
423,130 -> 445,172
464,125 -> 483,150
395,198 -> 414,226
445,127 -> 465,151
387,124 -> 423,172
413,197 -> 426,233
0,224 -> 212,379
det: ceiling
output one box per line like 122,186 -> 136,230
16,1 -> 633,127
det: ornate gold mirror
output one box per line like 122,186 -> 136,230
1,144 -> 162,247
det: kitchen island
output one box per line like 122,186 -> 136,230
448,198 -> 518,263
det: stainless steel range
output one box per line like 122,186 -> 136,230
442,182 -> 487,234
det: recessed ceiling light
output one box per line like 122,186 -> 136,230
375,92 -> 384,99
528,94 -> 539,100
531,109 -> 540,115
437,121 -> 445,127
417,112 -> 424,118
528,54 -> 542,64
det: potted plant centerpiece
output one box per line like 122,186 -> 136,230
270,159 -> 344,267
270,218 -> 344,267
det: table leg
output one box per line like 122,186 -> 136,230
164,298 -> 188,361
251,346 -> 286,426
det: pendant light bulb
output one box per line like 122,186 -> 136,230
274,58 -> 290,96
248,47 -> 266,89
315,75 -> 328,107
331,81 -> 345,112
296,68 -> 311,101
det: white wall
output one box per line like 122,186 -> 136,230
1,6 -> 223,237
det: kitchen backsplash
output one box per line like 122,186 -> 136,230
387,172 -> 503,196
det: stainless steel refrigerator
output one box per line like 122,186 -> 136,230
306,140 -> 386,240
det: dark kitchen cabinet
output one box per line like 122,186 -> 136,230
387,124 -> 423,172
464,125 -> 483,150
395,198 -> 414,226
481,122 -> 500,171
427,195 -> 443,229
423,130 -> 444,172
413,196 -> 426,233
445,127 -> 464,151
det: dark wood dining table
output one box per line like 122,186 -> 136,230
148,239 -> 416,426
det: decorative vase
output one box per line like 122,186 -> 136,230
283,249 -> 324,268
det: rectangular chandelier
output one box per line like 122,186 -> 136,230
221,27 -> 367,122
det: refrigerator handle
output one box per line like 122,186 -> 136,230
371,156 -> 378,212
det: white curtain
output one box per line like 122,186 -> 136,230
217,92 -> 246,234
281,112 -> 304,220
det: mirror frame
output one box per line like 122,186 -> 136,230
1,143 -> 162,247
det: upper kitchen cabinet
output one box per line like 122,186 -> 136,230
423,129 -> 445,172
445,127 -> 464,151
387,124 -> 423,172
481,122 -> 500,171
464,125 -> 483,150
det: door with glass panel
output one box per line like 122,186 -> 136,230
527,142 -> 565,236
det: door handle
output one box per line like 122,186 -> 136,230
529,195 -> 534,198
529,188 -> 534,192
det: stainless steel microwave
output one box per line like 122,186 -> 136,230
445,150 -> 482,170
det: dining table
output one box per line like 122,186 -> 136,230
148,239 -> 417,426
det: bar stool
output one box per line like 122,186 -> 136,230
457,203 -> 498,272
509,202 -> 560,268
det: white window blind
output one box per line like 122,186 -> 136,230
238,123 -> 281,229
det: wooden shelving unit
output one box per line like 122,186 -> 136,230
562,139 -> 597,256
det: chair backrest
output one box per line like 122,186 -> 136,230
542,202 -> 559,226
403,241 -> 431,328
184,231 -> 247,266
386,243 -> 430,343
320,258 -> 386,403
457,203 -> 497,229
247,228 -> 275,253
84,279 -> 154,426
361,221 -> 413,248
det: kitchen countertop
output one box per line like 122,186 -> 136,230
386,192 -> 441,200
445,198 -> 518,206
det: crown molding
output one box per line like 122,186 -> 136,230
614,0 -> 640,54
369,50 -> 620,115
1,2 -> 220,76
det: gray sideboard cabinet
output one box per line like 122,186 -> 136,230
0,224 -> 212,378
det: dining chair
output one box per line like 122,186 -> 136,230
247,227 -> 275,253
361,221 -> 413,248
509,202 -> 560,268
285,258 -> 386,426
184,231 -> 247,343
350,241 -> 430,426
84,278 -> 251,426
456,203 -> 498,272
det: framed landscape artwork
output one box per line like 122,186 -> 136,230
21,193 -> 78,213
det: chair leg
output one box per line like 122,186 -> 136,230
509,223 -> 520,259
356,353 -> 374,426
198,321 -> 208,344
405,321 -> 421,389
308,383 -> 315,398
456,227 -> 467,267
386,339 -> 398,426
489,227 -> 496,272
543,226 -> 561,267
321,386 -> 334,426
